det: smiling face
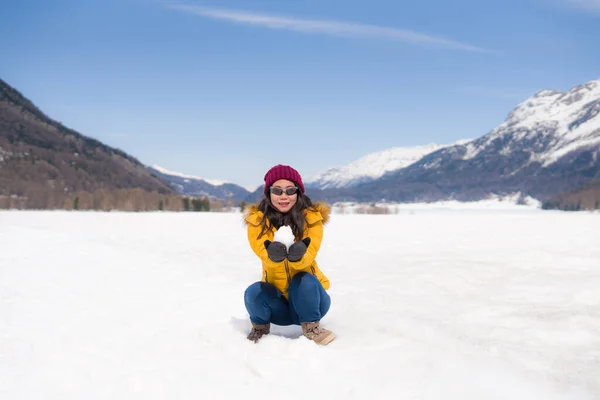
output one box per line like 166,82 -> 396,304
269,179 -> 298,213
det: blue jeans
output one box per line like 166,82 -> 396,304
244,272 -> 331,325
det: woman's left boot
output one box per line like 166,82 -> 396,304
247,323 -> 270,343
301,321 -> 336,346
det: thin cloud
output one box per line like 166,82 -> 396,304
169,4 -> 494,54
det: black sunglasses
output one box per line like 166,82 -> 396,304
269,186 -> 299,196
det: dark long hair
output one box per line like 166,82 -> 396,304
257,190 -> 314,241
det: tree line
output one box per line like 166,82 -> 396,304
541,179 -> 600,211
0,188 -> 226,212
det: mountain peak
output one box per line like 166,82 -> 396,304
532,88 -> 561,98
501,77 -> 600,133
459,76 -> 600,170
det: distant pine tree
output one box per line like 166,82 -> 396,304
191,198 -> 202,211
202,197 -> 210,211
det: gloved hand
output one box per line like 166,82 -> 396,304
264,240 -> 287,262
287,237 -> 311,262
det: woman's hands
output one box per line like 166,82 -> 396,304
264,237 -> 311,262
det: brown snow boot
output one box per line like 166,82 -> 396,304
301,321 -> 336,346
247,323 -> 270,343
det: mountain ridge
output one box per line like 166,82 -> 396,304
0,78 -> 180,209
148,165 -> 251,202
305,140 -> 472,190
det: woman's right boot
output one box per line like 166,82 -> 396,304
247,323 -> 270,343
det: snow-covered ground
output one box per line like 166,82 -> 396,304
1,209 -> 599,399
332,194 -> 542,214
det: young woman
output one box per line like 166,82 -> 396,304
243,164 -> 335,345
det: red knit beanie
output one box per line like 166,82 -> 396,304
263,164 -> 305,194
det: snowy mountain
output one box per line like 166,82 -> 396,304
318,78 -> 600,203
148,165 -> 251,201
305,141 -> 471,189
462,79 -> 600,167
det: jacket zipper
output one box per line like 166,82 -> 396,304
284,260 -> 292,285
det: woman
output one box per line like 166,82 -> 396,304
243,164 -> 335,345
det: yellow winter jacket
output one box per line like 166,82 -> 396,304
244,201 -> 331,298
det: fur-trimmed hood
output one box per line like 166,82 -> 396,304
244,201 -> 331,226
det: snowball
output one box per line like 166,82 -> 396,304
273,225 -> 295,250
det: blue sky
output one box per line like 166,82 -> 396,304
2,0 -> 600,190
